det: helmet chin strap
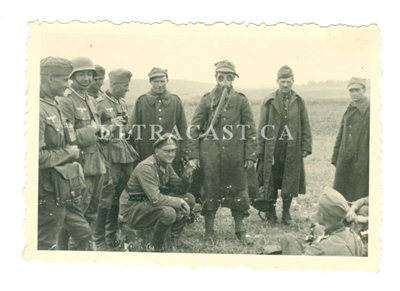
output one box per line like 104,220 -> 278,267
71,74 -> 90,89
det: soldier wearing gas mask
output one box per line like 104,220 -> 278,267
188,60 -> 257,246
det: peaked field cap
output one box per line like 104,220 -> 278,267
148,67 -> 168,79
153,133 -> 178,150
215,60 -> 239,77
348,77 -> 366,89
40,56 -> 74,76
109,69 -> 132,83
318,187 -> 349,220
94,64 -> 106,77
277,65 -> 294,80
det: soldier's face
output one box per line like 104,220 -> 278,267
50,74 -> 70,97
150,76 -> 168,94
349,87 -> 365,102
90,77 -> 105,91
216,72 -> 235,89
155,147 -> 176,164
277,77 -> 294,94
113,82 -> 130,98
72,70 -> 94,89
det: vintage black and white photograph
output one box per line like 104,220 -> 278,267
23,21 -> 380,270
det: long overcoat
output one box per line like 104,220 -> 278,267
130,90 -> 187,176
331,97 -> 370,202
188,86 -> 257,212
258,90 -> 312,198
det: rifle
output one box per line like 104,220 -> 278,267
199,87 -> 228,139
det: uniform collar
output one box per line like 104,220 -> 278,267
153,154 -> 167,174
40,90 -> 58,106
324,224 -> 345,236
211,86 -> 236,107
350,97 -> 369,116
70,87 -> 89,101
146,90 -> 172,107
269,90 -> 298,109
105,90 -> 120,104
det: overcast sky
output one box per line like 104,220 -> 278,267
40,22 -> 379,87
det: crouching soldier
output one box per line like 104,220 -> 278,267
38,56 -> 92,250
119,133 -> 196,252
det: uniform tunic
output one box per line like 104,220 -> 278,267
96,91 -> 138,209
120,155 -> 194,228
38,93 -> 91,250
280,225 -> 364,256
130,90 -> 188,176
332,97 -> 370,202
188,86 -> 257,212
258,90 -> 312,199
57,89 -> 106,223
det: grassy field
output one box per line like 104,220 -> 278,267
123,92 -> 351,254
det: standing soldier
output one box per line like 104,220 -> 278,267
188,60 -> 257,245
38,56 -> 92,250
94,69 -> 139,251
88,64 -> 106,99
256,66 -> 312,226
331,77 -> 369,202
130,67 -> 188,177
57,57 -> 108,249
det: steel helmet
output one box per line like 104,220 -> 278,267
69,57 -> 97,78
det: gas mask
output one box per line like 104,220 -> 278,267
216,72 -> 235,90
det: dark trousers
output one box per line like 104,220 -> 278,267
124,193 -> 195,229
80,174 -> 104,223
38,195 -> 91,250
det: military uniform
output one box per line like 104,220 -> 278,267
188,60 -> 257,244
279,187 -> 364,256
94,70 -> 139,249
120,134 -> 195,251
130,67 -> 188,176
57,89 -> 106,223
38,57 -> 91,250
280,227 -> 363,256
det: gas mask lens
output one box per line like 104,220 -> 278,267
217,74 -> 234,82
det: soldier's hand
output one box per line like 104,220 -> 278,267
302,151 -> 310,158
180,198 -> 190,215
111,116 -> 124,127
100,126 -> 111,140
244,160 -> 255,169
183,161 -> 196,176
346,207 -> 358,222
67,144 -> 80,159
190,159 -> 200,169
312,223 -> 326,242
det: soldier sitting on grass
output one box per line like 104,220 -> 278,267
278,187 -> 364,256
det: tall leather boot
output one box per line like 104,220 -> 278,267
93,207 -> 109,251
105,204 -> 120,250
151,221 -> 171,252
70,236 -> 91,251
232,210 -> 247,246
170,215 -> 188,249
57,227 -> 70,250
204,215 -> 215,246
282,198 -> 293,225
267,201 -> 278,226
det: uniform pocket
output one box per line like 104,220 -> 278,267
44,121 -> 64,148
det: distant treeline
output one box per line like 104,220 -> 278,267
298,79 -> 371,88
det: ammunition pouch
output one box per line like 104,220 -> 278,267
51,162 -> 86,205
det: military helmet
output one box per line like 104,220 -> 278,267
69,57 -> 97,78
